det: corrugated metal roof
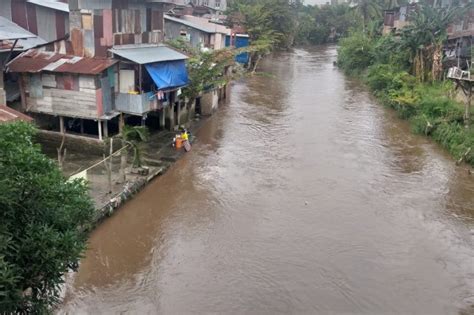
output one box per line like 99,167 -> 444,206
0,16 -> 36,40
0,105 -> 33,123
0,17 -> 46,52
181,15 -> 231,35
26,0 -> 69,13
165,15 -> 216,33
110,44 -> 188,65
7,49 -> 117,75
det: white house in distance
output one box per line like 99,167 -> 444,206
165,15 -> 230,50
191,0 -> 226,12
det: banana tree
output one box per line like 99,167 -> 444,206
400,2 -> 466,81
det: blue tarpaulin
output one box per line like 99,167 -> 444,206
145,60 -> 189,90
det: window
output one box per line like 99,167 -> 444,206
202,0 -> 209,6
215,0 -> 220,8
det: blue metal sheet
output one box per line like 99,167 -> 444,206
145,60 -> 189,90
225,35 -> 249,64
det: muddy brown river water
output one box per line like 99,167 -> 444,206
60,46 -> 474,314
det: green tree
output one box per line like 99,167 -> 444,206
0,122 -> 94,313
400,2 -> 466,81
295,3 -> 360,45
167,38 -> 235,113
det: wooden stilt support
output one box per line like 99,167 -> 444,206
98,120 -> 103,141
59,116 -> 65,134
177,100 -> 181,126
159,110 -> 165,129
447,67 -> 473,128
119,113 -> 125,135
103,120 -> 109,138
169,92 -> 175,131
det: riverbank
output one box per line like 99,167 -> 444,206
336,33 -> 473,168
365,66 -> 473,168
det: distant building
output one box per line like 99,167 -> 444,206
191,0 -> 226,12
382,3 -> 417,35
445,5 -> 473,68
164,15 -> 230,50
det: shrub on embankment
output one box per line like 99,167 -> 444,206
337,35 -> 474,166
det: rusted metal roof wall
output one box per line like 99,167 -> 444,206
0,105 -> 32,122
11,0 -> 29,30
69,1 -> 167,58
56,11 -> 67,38
8,49 -> 117,74
26,3 -> 38,34
36,6 -> 57,42
0,0 -> 69,43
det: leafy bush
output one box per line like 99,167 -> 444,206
0,122 -> 94,313
337,32 -> 375,74
372,35 -> 411,70
366,64 -> 408,93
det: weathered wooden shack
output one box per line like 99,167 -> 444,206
446,7 -> 474,67
7,49 -> 118,139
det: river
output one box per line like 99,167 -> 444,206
60,46 -> 474,314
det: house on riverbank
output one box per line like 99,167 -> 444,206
7,0 -> 193,141
445,7 -> 474,68
7,49 -> 118,140
164,15 -> 230,50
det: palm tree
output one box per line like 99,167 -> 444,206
118,125 -> 149,182
350,0 -> 382,32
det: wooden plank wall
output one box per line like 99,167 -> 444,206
25,73 -> 100,119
